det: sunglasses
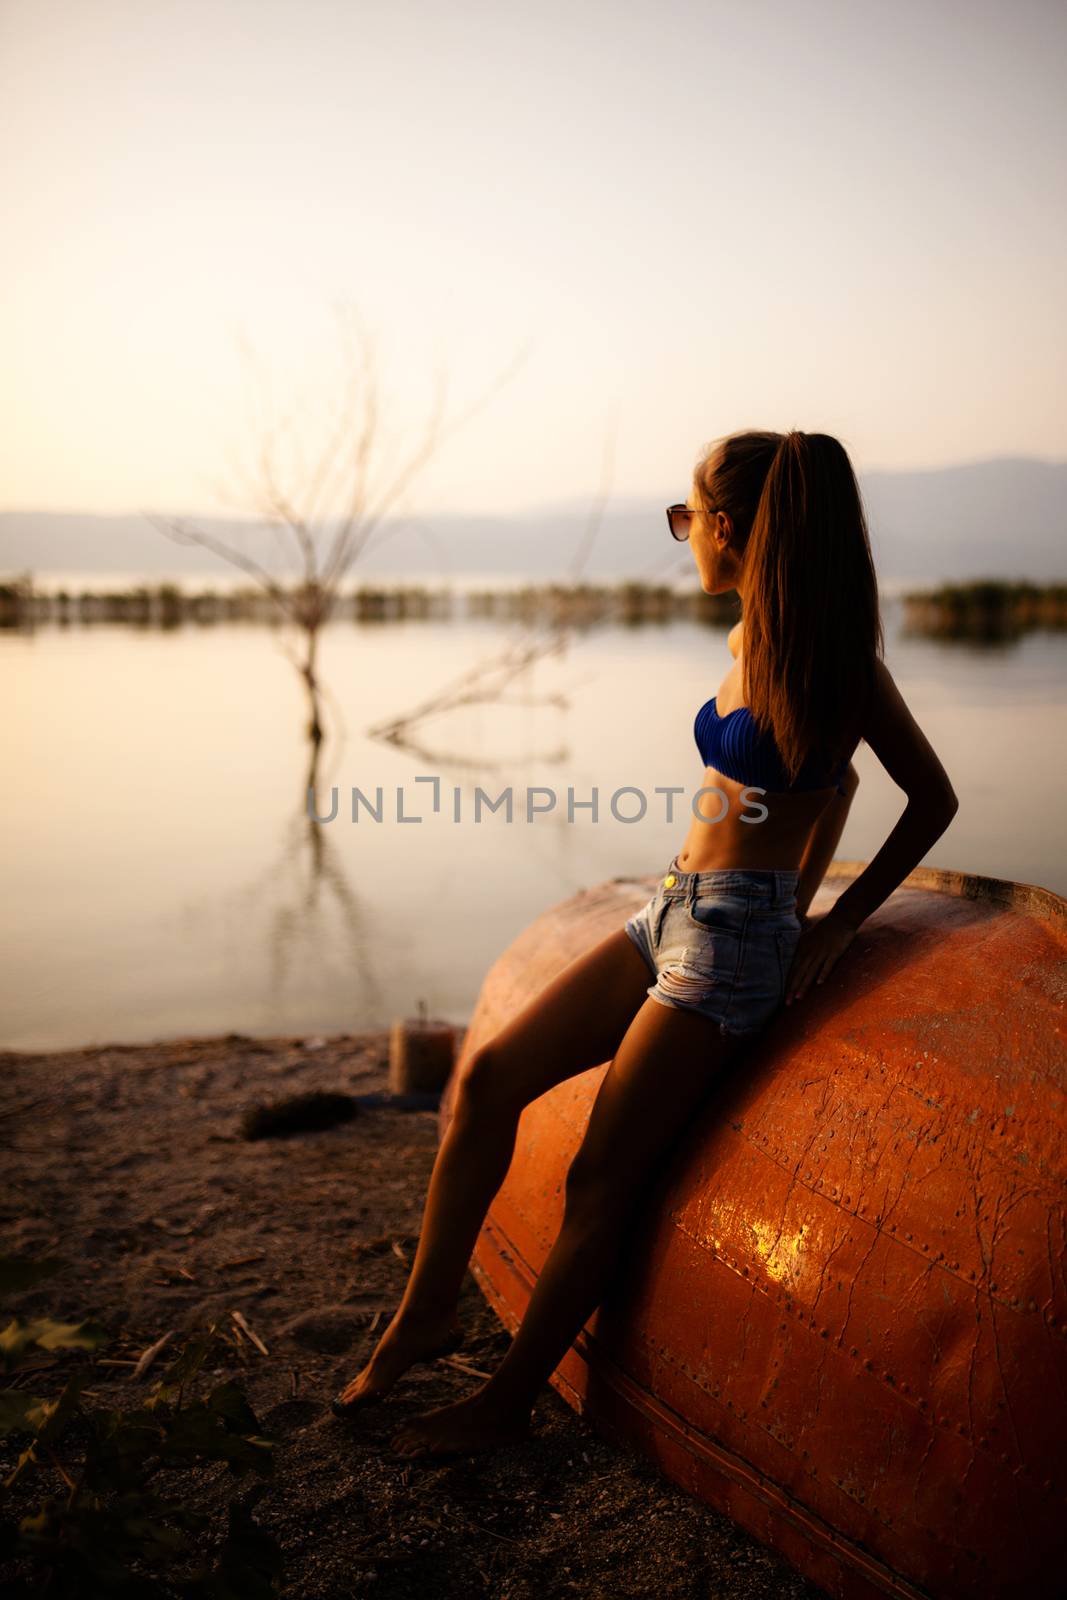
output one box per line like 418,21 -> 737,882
668,499 -> 726,544
666,502 -> 716,542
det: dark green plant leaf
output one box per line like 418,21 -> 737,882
37,1369 -> 91,1444
184,1488 -> 284,1600
0,1314 -> 108,1370
205,1379 -> 261,1431
1,1266 -> 278,1596
4,1370 -> 90,1485
152,1330 -> 216,1398
16,1490 -> 208,1596
0,1389 -> 53,1438
159,1395 -> 276,1476
3,1437 -> 39,1490
85,1407 -> 168,1491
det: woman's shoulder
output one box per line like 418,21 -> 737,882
866,655 -> 899,716
859,655 -> 958,805
857,649 -> 921,748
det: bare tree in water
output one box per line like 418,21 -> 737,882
367,416 -> 621,767
143,300 -> 531,790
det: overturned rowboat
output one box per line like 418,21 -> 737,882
439,861 -> 1067,1600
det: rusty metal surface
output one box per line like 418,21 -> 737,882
440,862 -> 1067,1600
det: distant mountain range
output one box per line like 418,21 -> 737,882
1,456 -> 1063,594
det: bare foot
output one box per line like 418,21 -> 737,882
389,1389 -> 532,1459
330,1309 -> 463,1416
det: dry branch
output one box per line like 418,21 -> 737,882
129,1329 -> 177,1381
229,1308 -> 269,1355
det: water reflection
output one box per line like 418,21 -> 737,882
2,599 -> 1065,1049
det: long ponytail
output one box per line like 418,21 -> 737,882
695,429 -> 883,783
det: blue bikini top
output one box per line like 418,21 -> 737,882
695,696 -> 848,796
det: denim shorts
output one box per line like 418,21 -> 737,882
623,855 -> 804,1038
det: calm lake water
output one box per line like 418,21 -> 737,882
3,597 -> 1065,1050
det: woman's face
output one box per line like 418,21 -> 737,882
688,482 -> 742,596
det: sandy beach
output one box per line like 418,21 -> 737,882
0,1028 -> 824,1598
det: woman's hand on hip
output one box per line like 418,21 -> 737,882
784,912 -> 857,1005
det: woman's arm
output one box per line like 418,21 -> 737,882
795,764 -> 860,920
783,659 -> 959,1004
822,658 -> 959,934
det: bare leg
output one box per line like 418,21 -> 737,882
332,927 -> 654,1411
332,1099 -> 518,1410
389,996 -> 744,1456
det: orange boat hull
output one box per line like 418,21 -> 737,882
440,862 -> 1067,1600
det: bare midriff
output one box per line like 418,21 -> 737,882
674,767 -> 839,874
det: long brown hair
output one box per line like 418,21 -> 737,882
694,429 -> 884,784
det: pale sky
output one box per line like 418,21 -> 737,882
2,0 -> 1065,518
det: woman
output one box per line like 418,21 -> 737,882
331,429 -> 959,1459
